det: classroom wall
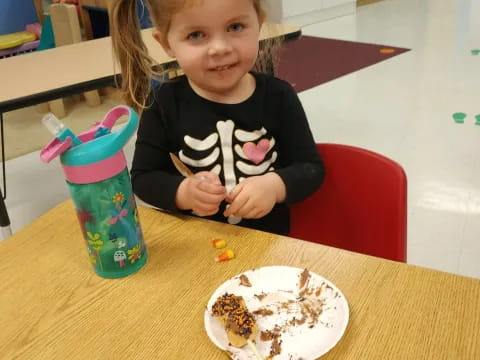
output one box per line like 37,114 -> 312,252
0,0 -> 39,35
282,0 -> 355,17
264,0 -> 283,23
283,0 -> 323,18
274,0 -> 356,26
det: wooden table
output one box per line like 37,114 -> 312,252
0,23 -> 300,112
1,201 -> 479,359
0,22 -> 301,238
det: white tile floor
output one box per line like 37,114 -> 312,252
2,0 -> 480,278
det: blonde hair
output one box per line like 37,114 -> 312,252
110,0 -> 278,112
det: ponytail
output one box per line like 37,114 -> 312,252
110,0 -> 154,112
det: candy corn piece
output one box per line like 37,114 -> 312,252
212,238 -> 226,249
215,249 -> 235,262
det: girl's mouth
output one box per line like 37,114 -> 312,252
210,63 -> 236,71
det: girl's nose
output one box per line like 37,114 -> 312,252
208,37 -> 233,56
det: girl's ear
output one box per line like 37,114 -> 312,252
152,30 -> 175,58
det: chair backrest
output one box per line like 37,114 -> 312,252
290,143 -> 407,262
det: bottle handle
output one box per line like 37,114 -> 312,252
59,105 -> 140,166
99,105 -> 139,143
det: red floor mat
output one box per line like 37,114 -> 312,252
276,36 -> 410,93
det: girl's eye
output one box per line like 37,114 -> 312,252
228,23 -> 244,32
187,31 -> 205,40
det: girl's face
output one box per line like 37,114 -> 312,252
154,0 -> 262,100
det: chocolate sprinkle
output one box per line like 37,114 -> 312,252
239,274 -> 252,287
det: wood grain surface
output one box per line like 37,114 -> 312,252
0,201 -> 479,359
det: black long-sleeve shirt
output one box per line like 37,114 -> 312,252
131,72 -> 324,235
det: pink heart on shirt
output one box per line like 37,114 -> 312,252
243,139 -> 270,165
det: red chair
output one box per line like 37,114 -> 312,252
290,143 -> 407,262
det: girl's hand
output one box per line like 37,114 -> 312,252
224,173 -> 286,219
175,172 -> 226,216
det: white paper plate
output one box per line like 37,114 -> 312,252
204,266 -> 349,359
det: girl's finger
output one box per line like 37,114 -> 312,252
226,183 -> 243,203
197,180 -> 226,195
194,203 -> 220,215
230,198 -> 255,218
194,191 -> 225,205
242,207 -> 263,219
224,194 -> 249,217
196,171 -> 222,185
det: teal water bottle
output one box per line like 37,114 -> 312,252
40,106 -> 147,278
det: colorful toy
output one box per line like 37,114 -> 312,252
0,40 -> 39,59
40,105 -> 147,278
0,31 -> 36,50
26,23 -> 42,39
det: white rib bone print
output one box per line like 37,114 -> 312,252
179,147 -> 220,167
185,133 -> 218,150
180,120 -> 277,225
237,152 -> 278,175
215,120 -> 236,193
235,127 -> 267,142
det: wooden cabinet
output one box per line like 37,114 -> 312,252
80,0 -> 96,7
80,0 -> 109,9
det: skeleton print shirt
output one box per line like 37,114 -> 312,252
131,72 -> 324,235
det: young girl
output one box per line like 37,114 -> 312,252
110,0 -> 324,235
